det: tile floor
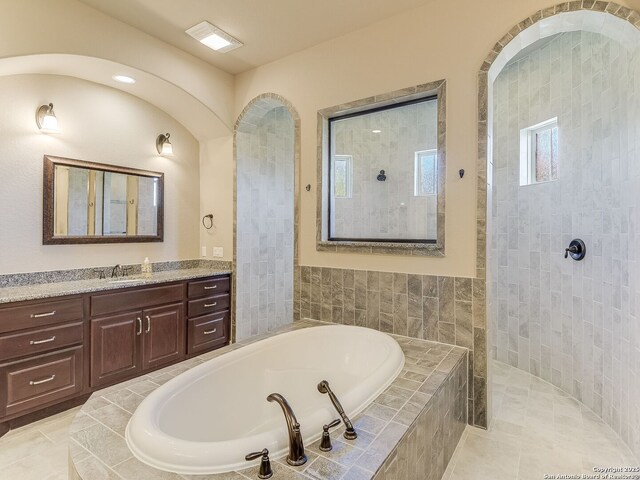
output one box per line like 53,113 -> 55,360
0,405 -> 82,480
1,360 -> 637,480
443,361 -> 639,480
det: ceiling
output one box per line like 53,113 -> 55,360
78,0 -> 434,74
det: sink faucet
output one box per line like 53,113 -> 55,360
111,264 -> 122,278
266,393 -> 306,466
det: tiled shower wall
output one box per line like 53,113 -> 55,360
294,266 -> 487,428
236,106 -> 295,341
331,100 -> 438,240
490,30 -> 640,456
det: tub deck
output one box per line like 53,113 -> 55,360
69,320 -> 468,480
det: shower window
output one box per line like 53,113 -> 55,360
520,118 -> 559,185
317,80 -> 446,255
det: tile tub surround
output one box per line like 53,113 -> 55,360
235,102 -> 295,342
489,28 -> 640,459
294,266 -> 487,429
0,261 -> 232,304
68,320 -> 468,480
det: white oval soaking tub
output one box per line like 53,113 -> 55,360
125,324 -> 405,475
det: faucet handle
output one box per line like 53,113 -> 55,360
93,268 -> 105,279
245,448 -> 272,479
319,419 -> 341,452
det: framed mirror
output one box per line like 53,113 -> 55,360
43,155 -> 164,244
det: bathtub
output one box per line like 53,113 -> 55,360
125,324 -> 405,475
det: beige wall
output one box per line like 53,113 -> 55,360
0,0 -> 234,133
0,74 -> 200,274
200,136 -> 234,261
234,0 -> 640,277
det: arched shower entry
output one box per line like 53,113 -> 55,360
233,94 -> 300,342
481,3 -> 640,460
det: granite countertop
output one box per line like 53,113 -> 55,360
68,320 -> 467,480
0,267 -> 232,304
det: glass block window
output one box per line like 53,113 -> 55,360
414,150 -> 437,196
333,155 -> 352,198
520,118 -> 559,186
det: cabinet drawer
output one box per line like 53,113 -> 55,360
0,298 -> 83,334
91,284 -> 183,316
188,293 -> 230,318
188,276 -> 230,298
0,322 -> 83,362
187,311 -> 228,355
0,346 -> 83,417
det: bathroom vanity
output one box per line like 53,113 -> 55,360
0,270 -> 231,435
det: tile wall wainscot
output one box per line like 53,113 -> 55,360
68,320 -> 467,480
294,266 -> 487,428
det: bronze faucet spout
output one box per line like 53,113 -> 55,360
266,393 -> 307,466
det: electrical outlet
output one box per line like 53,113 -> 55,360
201,246 -> 207,257
212,246 -> 223,258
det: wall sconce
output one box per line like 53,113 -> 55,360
36,103 -> 60,134
156,133 -> 173,156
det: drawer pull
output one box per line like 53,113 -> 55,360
30,311 -> 56,319
30,336 -> 56,345
204,285 -> 218,290
203,328 -> 218,335
204,302 -> 218,308
136,317 -> 142,336
29,374 -> 56,386
145,316 -> 151,333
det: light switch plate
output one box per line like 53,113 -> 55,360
201,246 -> 207,257
212,246 -> 223,258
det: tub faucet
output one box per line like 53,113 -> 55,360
266,393 -> 307,466
317,380 -> 357,440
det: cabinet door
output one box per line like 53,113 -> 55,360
90,312 -> 142,388
142,303 -> 184,371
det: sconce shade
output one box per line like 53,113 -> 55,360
156,133 -> 173,156
36,103 -> 60,133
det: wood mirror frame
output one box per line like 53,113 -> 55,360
43,155 -> 164,245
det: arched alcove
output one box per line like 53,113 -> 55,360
0,54 -> 231,141
233,94 -> 300,341
479,3 -> 640,459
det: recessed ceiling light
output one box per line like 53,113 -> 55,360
186,21 -> 243,53
372,129 -> 382,133
113,75 -> 136,84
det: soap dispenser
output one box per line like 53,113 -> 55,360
142,257 -> 152,277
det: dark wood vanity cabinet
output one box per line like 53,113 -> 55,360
186,276 -> 231,355
0,273 -> 231,431
0,297 -> 86,422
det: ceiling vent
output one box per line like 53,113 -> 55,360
185,21 -> 243,53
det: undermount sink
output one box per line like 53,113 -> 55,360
108,278 -> 144,284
